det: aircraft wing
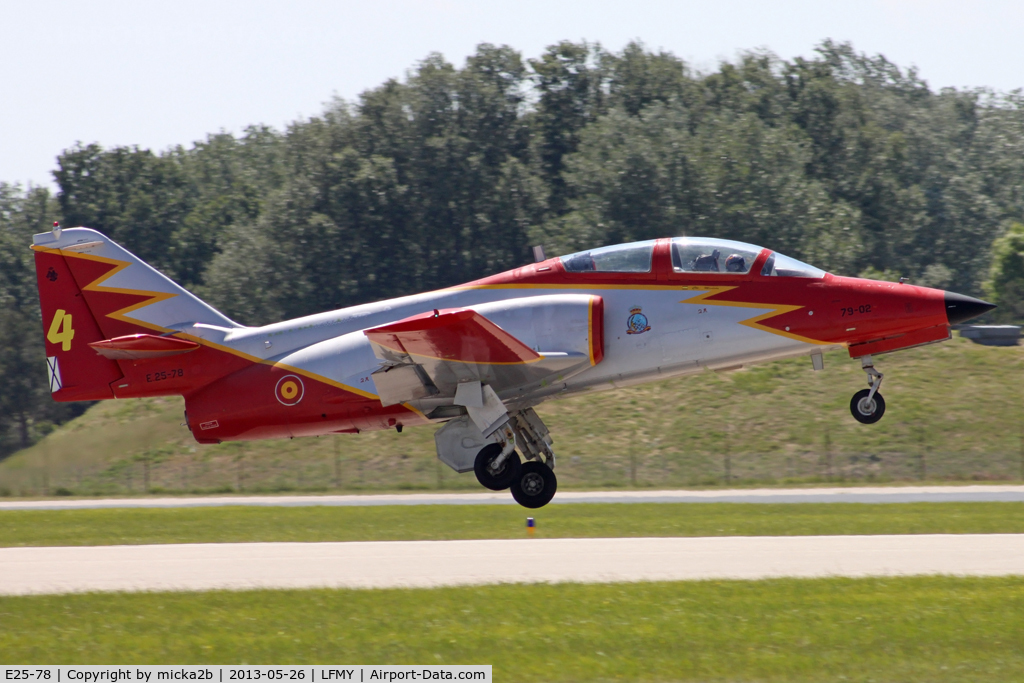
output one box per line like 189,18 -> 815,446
364,305 -> 598,432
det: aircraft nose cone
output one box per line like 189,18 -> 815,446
944,291 -> 996,325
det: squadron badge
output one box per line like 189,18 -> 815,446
626,306 -> 651,335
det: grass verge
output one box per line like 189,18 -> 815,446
1,576 -> 1022,681
1,502 -> 1022,547
4,339 -> 1024,496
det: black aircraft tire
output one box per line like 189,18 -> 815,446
510,461 -> 557,509
474,444 -> 521,491
850,389 -> 886,424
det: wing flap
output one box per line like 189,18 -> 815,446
364,307 -> 593,407
365,309 -> 541,365
371,363 -> 439,407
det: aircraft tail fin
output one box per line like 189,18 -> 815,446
31,226 -> 242,401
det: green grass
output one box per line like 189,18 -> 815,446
4,337 -> 1024,496
1,502 -> 1023,547
1,577 -> 1022,680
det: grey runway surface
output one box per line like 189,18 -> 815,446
1,534 -> 1022,595
2,485 -> 1024,511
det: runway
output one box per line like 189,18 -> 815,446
1,534 -> 1021,595
2,485 -> 1024,510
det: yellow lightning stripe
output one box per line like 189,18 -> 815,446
678,285 -> 829,345
174,330 -> 383,402
266,358 -> 430,420
34,245 -> 427,418
173,333 -> 429,420
32,245 -> 177,334
174,332 -> 427,418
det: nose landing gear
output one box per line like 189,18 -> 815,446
850,355 -> 885,424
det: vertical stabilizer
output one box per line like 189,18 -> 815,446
32,227 -> 239,338
31,227 -> 242,402
33,238 -> 122,400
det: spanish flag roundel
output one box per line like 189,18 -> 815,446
275,374 -> 305,406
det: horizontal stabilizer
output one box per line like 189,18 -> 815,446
89,334 -> 201,360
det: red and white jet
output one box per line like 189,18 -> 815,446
33,226 -> 993,507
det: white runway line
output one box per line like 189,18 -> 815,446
1,534 -> 1022,595
2,485 -> 1024,510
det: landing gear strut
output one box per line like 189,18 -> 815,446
474,447 -> 521,491
507,408 -> 558,508
473,424 -> 520,490
850,355 -> 885,424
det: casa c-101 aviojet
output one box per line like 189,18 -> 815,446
31,225 -> 994,508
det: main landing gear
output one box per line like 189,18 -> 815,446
471,408 -> 559,508
850,355 -> 886,424
473,447 -> 557,508
474,442 -> 521,491
510,461 -> 557,509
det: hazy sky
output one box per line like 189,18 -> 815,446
3,0 -> 1022,189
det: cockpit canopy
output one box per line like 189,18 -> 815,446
560,239 -> 657,273
672,237 -> 825,278
672,238 -> 760,274
559,237 -> 825,278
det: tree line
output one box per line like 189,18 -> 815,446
2,39 -> 1024,456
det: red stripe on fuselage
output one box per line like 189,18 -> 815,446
822,276 -> 947,345
183,357 -> 429,442
460,239 -> 950,349
48,249 -> 425,439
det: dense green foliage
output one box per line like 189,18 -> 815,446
3,39 -> 1024,456
984,221 -> 1024,321
0,186 -> 87,454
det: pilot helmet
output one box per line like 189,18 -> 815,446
725,254 -> 746,272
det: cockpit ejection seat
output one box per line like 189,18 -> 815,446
692,249 -> 721,272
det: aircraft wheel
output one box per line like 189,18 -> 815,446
474,444 -> 521,491
510,461 -> 557,509
850,389 -> 886,424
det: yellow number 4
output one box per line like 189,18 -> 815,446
47,309 -> 75,352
